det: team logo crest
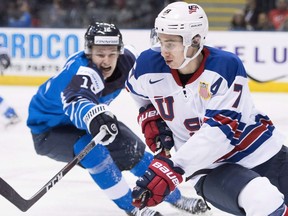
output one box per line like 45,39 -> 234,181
199,82 -> 211,100
163,9 -> 171,16
188,5 -> 199,14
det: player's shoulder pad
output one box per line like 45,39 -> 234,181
116,46 -> 137,74
76,66 -> 104,92
63,51 -> 89,71
133,48 -> 170,79
205,46 -> 247,87
124,44 -> 139,59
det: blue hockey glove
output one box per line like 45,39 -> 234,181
132,156 -> 184,209
84,104 -> 118,145
138,104 -> 174,157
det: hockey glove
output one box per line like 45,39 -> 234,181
132,156 -> 184,209
83,104 -> 118,145
138,104 -> 174,157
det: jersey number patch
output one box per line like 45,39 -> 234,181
155,97 -> 202,136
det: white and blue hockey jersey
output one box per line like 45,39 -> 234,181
27,47 -> 136,134
126,46 -> 286,182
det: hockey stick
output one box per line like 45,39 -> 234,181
0,129 -> 107,212
247,72 -> 288,83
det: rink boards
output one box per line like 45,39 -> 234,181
0,29 -> 287,92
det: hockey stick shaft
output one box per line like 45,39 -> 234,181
0,129 -> 107,212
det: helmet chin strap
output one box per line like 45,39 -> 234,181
177,45 -> 203,70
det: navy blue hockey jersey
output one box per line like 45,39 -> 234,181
27,47 -> 136,134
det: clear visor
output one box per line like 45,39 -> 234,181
150,28 -> 184,52
89,45 -> 121,57
90,50 -> 120,57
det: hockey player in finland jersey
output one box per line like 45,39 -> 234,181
127,2 -> 288,216
26,22 -> 207,216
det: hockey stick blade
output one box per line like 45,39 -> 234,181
0,129 -> 107,212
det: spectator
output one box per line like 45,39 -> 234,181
256,0 -> 276,13
0,2 -> 9,26
279,16 -> 288,30
8,0 -> 32,27
111,0 -> 137,29
230,10 -> 247,31
254,12 -> 275,31
40,0 -> 68,28
243,0 -> 261,30
84,1 -> 114,28
65,0 -> 86,28
268,0 -> 288,30
28,0 -> 42,27
2,0 -> 174,29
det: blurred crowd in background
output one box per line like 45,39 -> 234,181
0,0 -> 287,31
230,0 -> 288,31
0,0 -> 172,29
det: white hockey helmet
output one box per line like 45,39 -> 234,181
153,2 -> 209,69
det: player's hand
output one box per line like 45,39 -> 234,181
132,156 -> 184,209
84,104 -> 118,145
138,104 -> 174,157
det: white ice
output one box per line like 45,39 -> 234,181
0,85 -> 287,216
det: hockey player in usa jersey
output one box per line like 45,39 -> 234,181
128,2 -> 288,216
26,22 -> 207,216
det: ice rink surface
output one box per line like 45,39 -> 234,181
0,85 -> 287,216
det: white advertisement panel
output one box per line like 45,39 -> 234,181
205,31 -> 288,83
0,28 -> 85,76
0,28 -> 287,84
